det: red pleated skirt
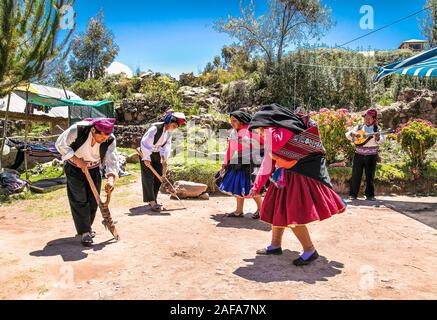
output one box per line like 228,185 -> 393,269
261,171 -> 346,227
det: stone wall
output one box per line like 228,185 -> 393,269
377,88 -> 437,129
116,95 -> 165,125
114,125 -> 149,149
333,178 -> 436,196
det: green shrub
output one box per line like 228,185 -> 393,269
139,75 -> 181,112
70,79 -> 105,100
375,163 -> 410,183
423,162 -> 437,180
397,119 -> 437,174
21,163 -> 64,183
328,167 -> 352,182
378,92 -> 395,106
168,155 -> 221,192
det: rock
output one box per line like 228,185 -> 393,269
172,180 -> 208,199
377,88 -> 437,129
126,153 -> 140,164
114,125 -> 148,149
177,85 -> 223,114
199,192 -> 210,200
220,80 -> 260,113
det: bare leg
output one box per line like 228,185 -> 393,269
253,196 -> 262,211
226,197 -> 244,217
290,225 -> 315,252
251,196 -> 262,219
256,226 -> 285,255
236,197 -> 244,214
271,227 -> 286,247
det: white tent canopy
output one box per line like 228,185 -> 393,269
0,84 -> 82,119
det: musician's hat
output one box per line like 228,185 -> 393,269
363,108 -> 378,118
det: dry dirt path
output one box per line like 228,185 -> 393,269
0,174 -> 436,300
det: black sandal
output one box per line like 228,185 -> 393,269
293,251 -> 319,266
256,247 -> 283,255
81,233 -> 93,247
225,212 -> 244,218
252,210 -> 260,220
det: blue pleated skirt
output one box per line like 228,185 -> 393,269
219,167 -> 252,198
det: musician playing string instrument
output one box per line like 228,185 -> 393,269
346,108 -> 386,201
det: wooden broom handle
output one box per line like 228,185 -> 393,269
136,148 -> 164,183
83,167 -> 103,206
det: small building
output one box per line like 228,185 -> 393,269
399,39 -> 428,52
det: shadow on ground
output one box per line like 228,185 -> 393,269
210,213 -> 271,232
29,237 -> 116,262
350,198 -> 437,230
234,250 -> 344,284
127,205 -> 171,216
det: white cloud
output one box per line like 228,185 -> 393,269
106,61 -> 133,78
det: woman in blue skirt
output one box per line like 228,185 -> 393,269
219,111 -> 264,219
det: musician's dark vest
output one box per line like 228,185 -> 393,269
69,125 -> 115,162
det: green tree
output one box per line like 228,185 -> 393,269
42,59 -> 73,88
0,0 -> 75,96
69,10 -> 119,81
70,78 -> 104,100
214,0 -> 333,64
420,0 -> 437,48
221,45 -> 251,70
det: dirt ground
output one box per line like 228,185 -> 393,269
0,173 -> 436,300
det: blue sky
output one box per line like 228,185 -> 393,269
71,0 -> 428,77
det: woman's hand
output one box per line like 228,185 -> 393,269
374,132 -> 381,142
144,160 -> 151,168
105,175 -> 115,193
73,156 -> 89,170
249,188 -> 261,198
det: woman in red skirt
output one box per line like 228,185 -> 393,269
249,104 -> 346,266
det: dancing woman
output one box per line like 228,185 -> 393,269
249,104 -> 346,266
219,111 -> 264,219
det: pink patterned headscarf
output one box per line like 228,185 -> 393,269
84,118 -> 116,134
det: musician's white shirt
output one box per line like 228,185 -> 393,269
346,125 -> 386,147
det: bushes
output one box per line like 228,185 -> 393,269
311,108 -> 361,163
167,155 -> 221,192
70,79 -> 105,100
397,119 -> 437,173
139,75 -> 181,111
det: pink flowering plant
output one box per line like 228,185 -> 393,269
311,108 -> 361,164
396,119 -> 437,174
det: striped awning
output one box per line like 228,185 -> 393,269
374,47 -> 437,82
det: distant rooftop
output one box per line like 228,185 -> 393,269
401,39 -> 428,43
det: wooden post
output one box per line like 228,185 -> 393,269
0,93 -> 12,170
24,85 -> 30,181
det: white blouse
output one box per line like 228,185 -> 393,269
140,123 -> 172,162
55,122 -> 119,177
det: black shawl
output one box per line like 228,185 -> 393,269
230,111 -> 252,125
249,104 -> 333,189
248,104 -> 307,134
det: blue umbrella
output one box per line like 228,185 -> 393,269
374,47 -> 437,82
